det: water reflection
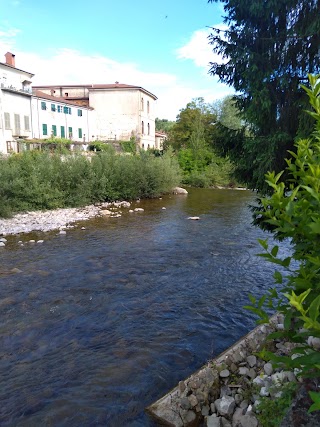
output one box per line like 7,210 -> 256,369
0,188 -> 286,426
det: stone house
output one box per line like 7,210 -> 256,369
0,52 -> 158,154
0,52 -> 33,153
33,83 -> 158,149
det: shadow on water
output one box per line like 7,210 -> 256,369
0,188 -> 289,426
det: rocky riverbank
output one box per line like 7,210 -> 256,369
147,314 -> 320,427
0,187 -> 189,238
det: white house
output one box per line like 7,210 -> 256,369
0,52 -> 159,154
0,52 -> 34,153
33,83 -> 158,149
32,90 -> 95,145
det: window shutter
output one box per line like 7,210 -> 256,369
61,126 -> 65,138
14,114 -> 20,135
4,112 -> 10,129
42,124 -> 48,136
78,128 -> 82,138
24,115 -> 30,131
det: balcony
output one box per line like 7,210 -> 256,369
0,83 -> 32,96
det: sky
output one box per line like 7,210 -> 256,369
0,0 -> 232,120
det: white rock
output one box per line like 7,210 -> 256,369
173,186 -> 188,195
188,216 -> 200,220
162,207 -> 166,210
134,208 -> 144,212
247,355 -> 257,367
215,396 -> 236,416
219,369 -> 230,378
129,210 -> 134,213
59,230 -> 67,235
100,209 -> 112,215
260,387 -> 270,397
264,363 -> 273,375
37,240 -> 44,243
0,237 -> 7,242
0,242 -> 5,247
29,239 -> 36,243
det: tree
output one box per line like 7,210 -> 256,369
213,96 -> 242,131
208,0 -> 320,192
155,118 -> 175,133
170,97 -> 217,150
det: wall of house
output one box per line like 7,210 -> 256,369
35,86 -> 89,99
89,89 -> 156,148
31,97 -> 95,142
139,91 -> 156,150
0,64 -> 33,153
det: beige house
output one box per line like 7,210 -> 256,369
33,83 -> 158,149
0,52 -> 158,154
0,52 -> 34,153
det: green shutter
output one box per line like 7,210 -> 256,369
63,106 -> 68,114
68,127 -> 72,138
52,125 -> 57,136
78,109 -> 82,117
41,101 -> 46,110
42,124 -> 48,136
78,128 -> 83,138
51,104 -> 56,112
60,126 -> 65,138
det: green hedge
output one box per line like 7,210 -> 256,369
0,150 -> 181,217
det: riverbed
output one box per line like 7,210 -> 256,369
0,188 -> 289,426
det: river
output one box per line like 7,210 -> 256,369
0,188 -> 288,426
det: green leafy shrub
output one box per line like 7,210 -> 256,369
245,74 -> 320,411
0,148 -> 181,217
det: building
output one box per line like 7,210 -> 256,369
0,52 -> 158,154
33,83 -> 157,149
0,52 -> 34,153
32,90 -> 95,145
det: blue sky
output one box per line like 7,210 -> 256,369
0,0 -> 232,119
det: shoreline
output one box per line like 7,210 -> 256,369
0,201 -> 131,237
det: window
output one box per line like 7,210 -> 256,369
14,114 -> 20,135
63,106 -> 71,114
147,100 -> 150,114
68,127 -> 73,138
4,112 -> 10,129
52,125 -> 57,137
65,92 -> 68,97
57,106 -> 62,113
77,109 -> 82,117
147,123 -> 150,135
41,101 -> 46,110
42,124 -> 48,136
141,97 -> 144,111
24,115 -> 30,131
6,141 -> 12,152
78,128 -> 83,139
51,104 -> 56,112
141,121 -> 144,134
60,126 -> 65,138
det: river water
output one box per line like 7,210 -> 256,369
0,188 -> 288,426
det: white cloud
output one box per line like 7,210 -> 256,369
176,24 -> 228,70
0,27 -> 232,120
0,26 -> 20,53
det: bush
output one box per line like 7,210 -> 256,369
0,149 -> 181,217
245,74 -> 320,412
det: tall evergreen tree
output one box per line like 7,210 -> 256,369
208,0 -> 320,191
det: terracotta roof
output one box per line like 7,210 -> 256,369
0,61 -> 34,77
33,90 -> 93,109
155,131 -> 167,137
32,83 -> 158,100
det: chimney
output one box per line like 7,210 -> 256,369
5,52 -> 15,67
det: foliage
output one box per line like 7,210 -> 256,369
88,141 -> 115,153
119,137 -> 137,154
245,75 -> 320,411
170,97 -> 217,151
256,382 -> 298,427
208,0 -> 320,192
167,97 -> 238,187
155,118 -> 175,133
213,96 -> 242,131
0,150 -> 181,218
